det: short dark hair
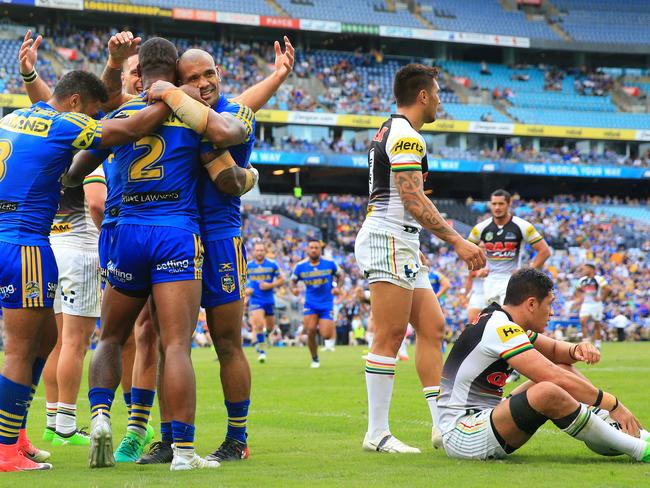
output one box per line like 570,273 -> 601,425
393,64 -> 439,107
490,189 -> 511,203
504,268 -> 554,306
53,70 -> 108,105
138,37 -> 178,79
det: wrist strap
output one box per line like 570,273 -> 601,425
611,397 -> 620,412
593,389 -> 604,407
21,69 -> 38,84
569,344 -> 578,360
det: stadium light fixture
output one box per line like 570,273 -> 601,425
272,169 -> 285,176
289,167 -> 301,173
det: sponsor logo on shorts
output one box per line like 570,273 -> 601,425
107,261 -> 133,283
0,284 -> 15,299
61,288 -> 76,304
122,191 -> 181,205
0,200 -> 18,213
403,262 -> 418,280
219,262 -> 234,273
496,324 -> 525,342
221,274 -> 236,293
156,259 -> 190,274
24,281 -> 40,299
51,222 -> 72,234
47,282 -> 57,299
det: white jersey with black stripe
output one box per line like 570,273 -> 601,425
362,114 -> 428,235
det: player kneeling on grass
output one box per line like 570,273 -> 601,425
437,268 -> 650,462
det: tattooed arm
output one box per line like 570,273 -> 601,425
395,170 -> 486,270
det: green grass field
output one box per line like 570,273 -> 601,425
5,342 -> 650,487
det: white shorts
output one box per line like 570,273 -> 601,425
355,226 -> 421,291
415,265 -> 433,290
442,409 -> 508,460
579,302 -> 604,321
52,245 -> 101,317
468,289 -> 487,310
484,276 -> 509,306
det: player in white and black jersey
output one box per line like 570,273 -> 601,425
468,189 -> 550,307
573,263 -> 610,350
355,64 -> 485,453
42,167 -> 105,446
438,268 -> 650,462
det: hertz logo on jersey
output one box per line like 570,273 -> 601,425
391,138 -> 424,157
496,324 -> 526,342
51,223 -> 72,234
0,114 -> 52,137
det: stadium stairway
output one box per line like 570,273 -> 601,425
266,0 -> 290,17
544,0 -> 573,41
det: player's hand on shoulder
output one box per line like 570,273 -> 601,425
19,30 -> 42,74
453,238 -> 486,271
573,342 -> 600,365
609,402 -> 641,438
179,84 -> 209,105
146,80 -> 177,102
108,31 -> 141,65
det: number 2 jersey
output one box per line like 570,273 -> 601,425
363,114 -> 428,235
468,215 -> 543,278
199,94 -> 255,241
99,95 -> 213,234
438,303 -> 537,432
0,101 -> 103,245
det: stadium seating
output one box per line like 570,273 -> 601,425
442,103 -> 510,123
275,0 -> 418,26
507,107 -> 650,129
418,0 -> 559,39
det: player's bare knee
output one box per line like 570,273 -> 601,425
527,382 -> 573,414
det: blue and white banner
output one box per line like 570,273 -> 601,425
251,150 -> 650,180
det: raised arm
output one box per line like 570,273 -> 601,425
101,31 -> 142,112
19,30 -> 52,103
231,36 -> 295,112
394,170 -> 485,270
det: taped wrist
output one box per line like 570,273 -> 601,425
204,151 -> 236,181
509,390 -> 548,435
243,166 -> 259,193
162,89 -> 209,134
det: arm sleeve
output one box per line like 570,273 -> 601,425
222,102 -> 255,142
481,319 -> 535,361
272,261 -> 280,278
387,129 -> 426,173
58,112 -> 104,150
596,275 -> 608,287
83,165 -> 106,186
522,220 -> 544,245
290,264 -> 300,282
468,225 -> 481,244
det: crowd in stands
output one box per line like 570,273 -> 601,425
228,194 -> 650,347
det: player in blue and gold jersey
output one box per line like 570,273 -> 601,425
291,240 -> 342,368
0,69 -> 170,472
247,242 -> 284,364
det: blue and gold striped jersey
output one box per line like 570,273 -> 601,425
199,94 -> 255,241
105,95 -> 214,234
0,101 -> 103,246
247,257 -> 280,305
291,258 -> 340,307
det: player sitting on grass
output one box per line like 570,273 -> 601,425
437,268 -> 650,462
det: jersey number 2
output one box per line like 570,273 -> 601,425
129,135 -> 165,182
0,139 -> 13,183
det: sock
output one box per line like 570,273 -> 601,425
595,340 -> 602,349
423,386 -> 441,425
365,353 -> 396,439
367,332 -> 374,348
172,420 -> 195,454
641,429 -> 650,441
89,387 -> 114,421
0,375 -> 30,445
21,357 -> 45,429
56,402 -> 77,435
123,391 -> 132,417
225,399 -> 249,444
160,421 -> 172,443
557,404 -> 646,460
312,355 -> 319,362
46,402 -> 57,430
324,339 -> 335,349
398,340 -> 408,358
127,387 -> 155,438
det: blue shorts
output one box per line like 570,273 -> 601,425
202,237 -> 247,308
98,224 -> 116,285
107,224 -> 203,294
0,242 -> 58,309
249,302 -> 274,316
303,304 -> 334,321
